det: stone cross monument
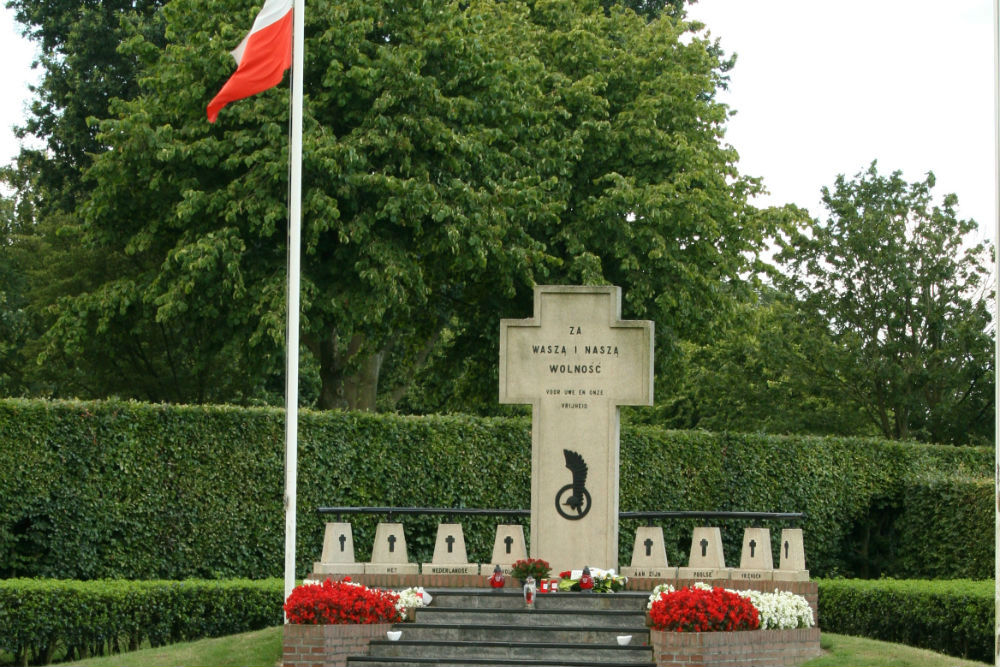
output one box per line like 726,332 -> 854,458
499,285 -> 653,573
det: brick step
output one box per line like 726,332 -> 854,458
384,622 -> 651,645
365,639 -> 653,663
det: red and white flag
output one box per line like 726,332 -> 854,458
207,0 -> 294,123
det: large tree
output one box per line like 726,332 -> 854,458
776,162 -> 994,444
15,0 -> 772,410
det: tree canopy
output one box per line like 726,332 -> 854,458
7,0 -> 771,410
776,163 -> 993,444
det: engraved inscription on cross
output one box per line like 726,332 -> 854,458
499,285 -> 653,573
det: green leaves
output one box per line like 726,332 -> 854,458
5,0 -> 770,411
0,398 -> 991,583
817,578 -> 994,662
776,162 -> 993,444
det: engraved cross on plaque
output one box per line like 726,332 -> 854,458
500,285 -> 653,572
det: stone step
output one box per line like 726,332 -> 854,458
349,657 -> 653,667
417,607 -> 646,628
384,622 -> 651,645
366,639 -> 653,663
428,590 -> 649,612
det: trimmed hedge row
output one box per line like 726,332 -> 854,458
0,398 -> 992,580
816,578 -> 994,662
890,475 -> 994,580
0,578 -> 282,665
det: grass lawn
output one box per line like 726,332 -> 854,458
804,633 -> 991,667
54,628 -> 992,667
61,627 -> 283,667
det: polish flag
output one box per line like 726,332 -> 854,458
207,0 -> 294,123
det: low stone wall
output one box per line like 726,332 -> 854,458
283,623 -> 394,667
651,627 -> 822,667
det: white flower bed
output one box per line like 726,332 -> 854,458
737,588 -> 815,630
646,582 -> 814,630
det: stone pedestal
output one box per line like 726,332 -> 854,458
775,528 -> 810,581
365,522 -> 419,575
481,524 -> 528,575
676,527 -> 728,580
423,523 -> 478,575
621,526 -> 672,578
313,522 -> 366,575
730,527 -> 773,582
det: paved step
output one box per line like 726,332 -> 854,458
350,657 -> 652,667
417,607 -> 647,628
376,623 -> 651,645
431,590 -> 650,612
345,589 -> 656,667
365,639 -> 652,662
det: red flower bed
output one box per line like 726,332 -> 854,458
284,579 -> 402,625
648,585 -> 760,632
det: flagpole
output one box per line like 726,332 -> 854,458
993,0 -> 999,660
283,0 -> 305,621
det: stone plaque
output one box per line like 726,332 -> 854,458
313,522 -> 366,574
499,285 -> 653,573
365,522 -> 419,574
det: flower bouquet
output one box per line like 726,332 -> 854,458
284,578 -> 402,625
395,586 -> 432,621
557,567 -> 627,592
510,558 -> 551,582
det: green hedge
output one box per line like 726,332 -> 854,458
816,578 -> 994,662
889,475 -> 994,580
0,398 -> 991,580
0,578 -> 282,665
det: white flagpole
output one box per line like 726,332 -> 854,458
993,0 -> 999,661
284,0 -> 305,621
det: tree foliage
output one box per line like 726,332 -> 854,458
776,162 -> 994,444
8,0 -> 770,410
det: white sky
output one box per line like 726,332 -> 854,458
686,0 -> 995,245
0,1 -> 996,246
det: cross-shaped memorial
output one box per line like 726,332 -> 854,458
499,285 -> 653,573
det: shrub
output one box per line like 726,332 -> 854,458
0,578 -> 282,665
816,578 -> 993,662
0,398 -> 991,580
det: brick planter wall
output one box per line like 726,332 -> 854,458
651,627 -> 821,667
283,623 -> 394,667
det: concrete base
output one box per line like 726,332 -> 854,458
364,563 -> 420,575
620,566 -> 677,579
421,563 -> 480,575
676,567 -> 730,580
313,562 -> 367,575
729,569 -> 774,584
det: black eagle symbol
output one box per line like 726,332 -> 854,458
562,449 -> 589,514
